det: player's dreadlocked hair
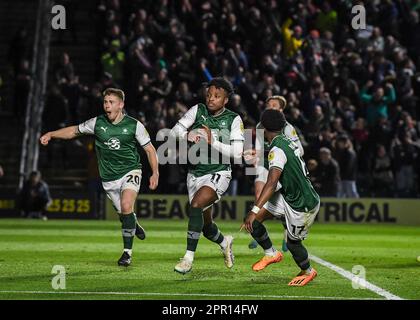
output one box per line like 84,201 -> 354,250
260,109 -> 287,132
205,77 -> 234,97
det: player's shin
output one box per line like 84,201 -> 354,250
251,220 -> 277,256
286,236 -> 311,273
121,212 -> 136,254
185,207 -> 204,260
202,223 -> 225,247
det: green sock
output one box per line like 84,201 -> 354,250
202,223 -> 224,244
121,213 -> 136,251
251,220 -> 273,250
187,207 -> 203,252
286,237 -> 310,270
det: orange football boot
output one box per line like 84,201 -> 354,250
288,268 -> 317,286
252,251 -> 283,271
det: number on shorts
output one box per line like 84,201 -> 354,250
211,173 -> 221,184
127,174 -> 140,185
291,224 -> 305,235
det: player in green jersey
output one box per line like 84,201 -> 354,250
241,109 -> 320,286
245,95 -> 304,251
40,88 -> 159,267
170,77 -> 244,274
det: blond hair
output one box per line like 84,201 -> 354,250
103,88 -> 125,102
266,95 -> 287,109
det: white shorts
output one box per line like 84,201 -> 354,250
102,169 -> 142,213
263,191 -> 320,241
255,166 -> 268,183
255,166 -> 282,191
187,170 -> 231,208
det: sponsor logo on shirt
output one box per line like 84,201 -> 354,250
104,137 -> 121,150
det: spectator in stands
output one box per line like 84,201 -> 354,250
149,68 -> 172,100
360,80 -> 396,127
54,52 -> 74,84
282,17 -> 303,58
101,40 -> 125,86
60,75 -> 88,124
307,159 -> 320,193
18,171 -> 51,220
315,2 -> 338,34
371,144 -> 394,197
0,164 -> 4,179
392,131 -> 418,197
335,134 -> 359,198
316,147 -> 340,197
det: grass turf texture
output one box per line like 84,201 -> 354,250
0,219 -> 418,300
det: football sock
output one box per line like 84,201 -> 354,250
251,220 -> 273,250
187,207 -> 203,252
202,223 -> 225,248
304,266 -> 313,274
184,250 -> 195,262
286,236 -> 311,271
123,249 -> 132,256
121,212 -> 136,250
264,247 -> 278,257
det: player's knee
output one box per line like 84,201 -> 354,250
120,200 -> 133,213
190,200 -> 204,209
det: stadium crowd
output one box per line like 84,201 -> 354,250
20,0 -> 420,198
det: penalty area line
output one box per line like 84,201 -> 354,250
310,254 -> 403,300
0,290 -> 383,300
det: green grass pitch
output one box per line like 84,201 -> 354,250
0,219 -> 418,300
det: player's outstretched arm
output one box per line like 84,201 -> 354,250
143,143 -> 159,190
241,168 -> 282,233
40,125 -> 81,146
254,168 -> 282,209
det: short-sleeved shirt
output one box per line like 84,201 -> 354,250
268,134 -> 319,212
78,114 -> 150,182
177,103 -> 244,177
256,121 -> 302,170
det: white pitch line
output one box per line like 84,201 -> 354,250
0,290 -> 383,300
310,255 -> 403,300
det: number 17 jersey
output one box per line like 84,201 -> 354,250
268,134 -> 319,212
